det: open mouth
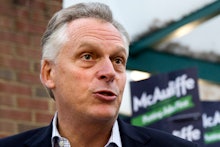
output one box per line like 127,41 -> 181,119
94,90 -> 117,101
99,91 -> 115,96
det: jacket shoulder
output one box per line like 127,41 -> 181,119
0,126 -> 50,147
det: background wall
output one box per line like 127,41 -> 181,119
0,0 -> 62,137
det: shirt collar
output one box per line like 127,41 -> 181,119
51,112 -> 62,147
105,120 -> 122,147
52,112 -> 60,138
51,112 -> 122,147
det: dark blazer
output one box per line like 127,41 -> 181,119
0,118 -> 199,147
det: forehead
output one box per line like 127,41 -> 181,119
67,18 -> 121,36
65,18 -> 127,51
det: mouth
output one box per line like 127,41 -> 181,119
99,91 -> 116,96
93,90 -> 117,101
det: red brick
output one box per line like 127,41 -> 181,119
0,0 -> 62,137
18,123 -> 42,133
32,61 -> 41,73
0,31 -> 29,45
0,43 -> 15,55
0,68 -> 16,81
0,108 -> 32,121
15,7 -> 29,18
30,10 -> 49,22
48,0 -> 62,7
49,100 -> 56,112
16,47 -> 41,61
17,97 -> 49,110
0,121 -> 16,133
0,0 -> 11,6
29,23 -> 46,34
30,1 -> 47,10
34,86 -> 49,98
15,20 -> 45,35
11,59 -> 30,71
30,35 -> 42,49
15,20 -> 29,33
17,72 -> 41,84
0,82 -> 31,96
35,112 -> 53,124
0,94 -> 15,107
0,16 -> 14,30
47,5 -> 61,15
0,132 -> 13,138
0,133 -> 7,138
0,5 -> 15,17
0,56 -> 30,71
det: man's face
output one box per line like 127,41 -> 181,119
48,18 -> 127,122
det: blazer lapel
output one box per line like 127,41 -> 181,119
24,123 -> 52,147
22,119 -> 150,147
118,118 -> 151,147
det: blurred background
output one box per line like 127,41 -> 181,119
0,0 -> 220,139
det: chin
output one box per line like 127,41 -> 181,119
91,108 -> 118,121
86,104 -> 119,121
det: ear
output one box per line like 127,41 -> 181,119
40,60 -> 55,89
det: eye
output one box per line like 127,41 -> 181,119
82,53 -> 93,60
115,58 -> 122,64
114,57 -> 125,65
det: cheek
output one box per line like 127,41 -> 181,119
74,69 -> 92,81
57,63 -> 84,81
65,69 -> 93,94
119,74 -> 126,90
54,65 -> 82,92
55,69 -> 89,103
116,74 -> 126,102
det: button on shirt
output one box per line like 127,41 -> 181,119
51,112 -> 122,147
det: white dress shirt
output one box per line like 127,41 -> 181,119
51,112 -> 122,147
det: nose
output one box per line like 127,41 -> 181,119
97,58 -> 116,82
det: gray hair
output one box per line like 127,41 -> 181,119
41,2 -> 130,98
41,2 -> 130,61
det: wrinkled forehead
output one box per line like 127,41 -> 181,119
66,18 -> 129,55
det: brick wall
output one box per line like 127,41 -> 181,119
0,0 -> 62,137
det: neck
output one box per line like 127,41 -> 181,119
57,112 -> 116,147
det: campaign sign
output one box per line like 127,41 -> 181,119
202,101 -> 220,147
130,67 -> 204,145
167,112 -> 203,145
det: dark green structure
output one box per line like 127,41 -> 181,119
127,1 -> 220,83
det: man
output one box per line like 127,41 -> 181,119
0,2 -> 199,147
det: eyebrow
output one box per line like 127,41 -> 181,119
77,41 -> 127,56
